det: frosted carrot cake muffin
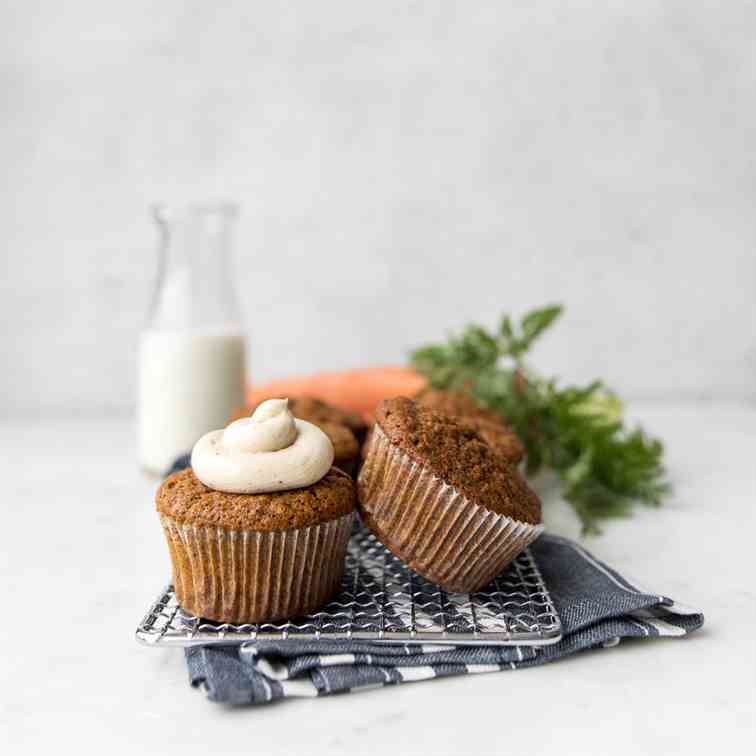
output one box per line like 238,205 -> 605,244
157,399 -> 355,623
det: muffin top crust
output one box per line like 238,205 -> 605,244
157,467 -> 355,531
414,388 -> 506,426
317,421 -> 359,465
415,388 -> 525,465
456,417 -> 525,465
374,397 -> 541,524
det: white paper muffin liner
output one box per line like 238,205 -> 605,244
357,425 -> 543,592
160,511 -> 354,624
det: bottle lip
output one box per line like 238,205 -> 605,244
151,201 -> 239,223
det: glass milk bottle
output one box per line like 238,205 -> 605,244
138,203 -> 246,474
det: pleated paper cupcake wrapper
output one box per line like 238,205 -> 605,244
160,512 -> 354,624
357,426 -> 543,592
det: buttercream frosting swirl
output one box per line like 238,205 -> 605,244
191,398 -> 334,493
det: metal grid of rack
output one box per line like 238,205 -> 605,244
137,523 -> 561,647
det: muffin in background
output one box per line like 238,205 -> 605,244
358,397 -> 541,593
157,399 -> 355,623
415,387 -> 525,465
286,396 -> 368,442
316,420 -> 360,476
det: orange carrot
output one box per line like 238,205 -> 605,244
246,366 -> 426,419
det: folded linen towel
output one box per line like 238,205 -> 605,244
184,533 -> 703,705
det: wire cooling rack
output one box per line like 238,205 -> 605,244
136,522 -> 561,647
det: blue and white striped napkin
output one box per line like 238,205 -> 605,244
184,533 -> 703,705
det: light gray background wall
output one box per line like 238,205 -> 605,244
2,0 -> 754,416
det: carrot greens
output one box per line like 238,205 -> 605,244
410,305 -> 669,534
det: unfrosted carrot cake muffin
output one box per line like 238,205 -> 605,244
283,396 -> 368,442
414,388 -> 525,465
156,399 -> 355,623
315,420 -> 360,476
357,397 -> 541,592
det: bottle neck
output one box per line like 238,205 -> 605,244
147,204 -> 241,331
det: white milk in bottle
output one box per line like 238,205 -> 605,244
138,203 -> 247,474
138,327 -> 245,473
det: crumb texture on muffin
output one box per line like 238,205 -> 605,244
157,467 -> 355,531
317,420 -> 360,473
415,388 -> 525,464
413,388 -> 505,425
457,416 -> 525,465
374,397 -> 540,524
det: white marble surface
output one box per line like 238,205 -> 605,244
2,402 -> 755,755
